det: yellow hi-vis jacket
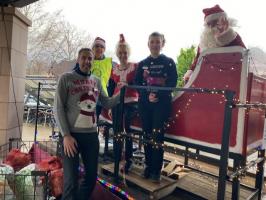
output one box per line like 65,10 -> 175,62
91,57 -> 112,95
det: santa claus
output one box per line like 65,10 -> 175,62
183,4 -> 246,81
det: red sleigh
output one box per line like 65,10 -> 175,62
167,46 -> 266,156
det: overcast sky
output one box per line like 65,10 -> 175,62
45,0 -> 266,62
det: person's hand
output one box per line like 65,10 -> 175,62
149,92 -> 158,103
183,70 -> 193,82
108,109 -> 112,118
117,81 -> 128,88
63,135 -> 78,157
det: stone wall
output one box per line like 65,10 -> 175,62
0,7 -> 31,144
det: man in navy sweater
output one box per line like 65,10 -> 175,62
135,32 -> 177,182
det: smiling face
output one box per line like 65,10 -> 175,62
93,44 -> 105,59
117,45 -> 129,66
207,17 -> 229,37
200,17 -> 230,49
78,50 -> 94,74
148,35 -> 164,58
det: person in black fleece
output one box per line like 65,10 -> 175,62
135,32 -> 177,182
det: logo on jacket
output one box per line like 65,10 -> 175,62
74,91 -> 96,128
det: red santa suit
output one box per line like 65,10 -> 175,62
187,5 -> 246,74
111,62 -> 138,103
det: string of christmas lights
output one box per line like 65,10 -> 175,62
112,129 -> 265,182
235,103 -> 266,109
228,157 -> 264,180
97,176 -> 135,200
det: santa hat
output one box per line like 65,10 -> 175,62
203,5 -> 227,24
92,37 -> 106,48
80,92 -> 96,102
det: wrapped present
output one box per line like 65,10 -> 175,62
7,164 -> 42,200
29,144 -> 52,164
37,156 -> 62,172
3,149 -> 31,171
0,164 -> 15,200
50,169 -> 63,198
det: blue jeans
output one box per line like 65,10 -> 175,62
61,132 -> 99,200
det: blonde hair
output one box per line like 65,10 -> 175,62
115,34 -> 131,58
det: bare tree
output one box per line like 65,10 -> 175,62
19,0 -> 93,75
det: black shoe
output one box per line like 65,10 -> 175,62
124,161 -> 132,174
120,161 -> 132,174
150,173 -> 161,183
142,167 -> 151,179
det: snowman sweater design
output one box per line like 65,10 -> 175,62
54,70 -> 120,136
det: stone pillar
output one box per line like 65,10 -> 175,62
0,7 -> 31,144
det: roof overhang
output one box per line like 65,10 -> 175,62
0,0 -> 38,7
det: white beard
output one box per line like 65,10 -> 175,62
199,27 -> 219,50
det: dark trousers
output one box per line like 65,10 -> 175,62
62,132 -> 99,200
138,100 -> 171,175
96,105 -> 102,123
112,103 -> 138,163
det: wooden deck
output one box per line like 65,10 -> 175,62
175,171 -> 257,200
101,162 -> 258,200
101,163 -> 177,200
